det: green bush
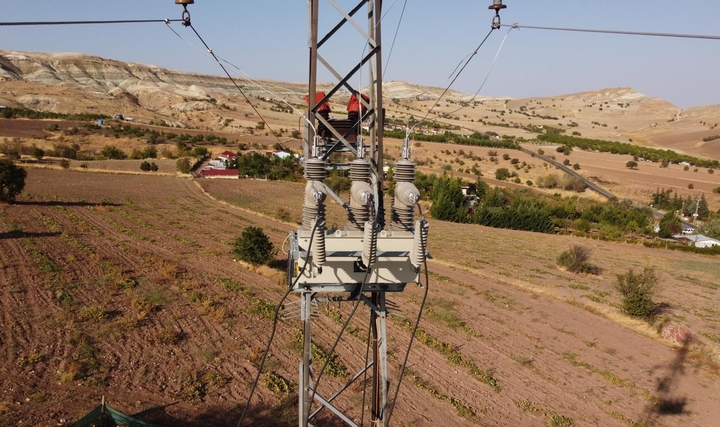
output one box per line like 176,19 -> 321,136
0,160 -> 27,202
176,157 -> 191,173
557,245 -> 600,274
495,168 -> 511,180
233,227 -> 276,265
100,145 -> 127,160
614,268 -> 658,318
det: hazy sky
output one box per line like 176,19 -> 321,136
2,1 -> 719,108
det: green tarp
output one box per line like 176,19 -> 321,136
72,403 -> 165,427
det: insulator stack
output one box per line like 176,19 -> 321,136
303,158 -> 328,229
362,221 -> 378,267
394,160 -> 415,182
311,218 -> 327,266
391,160 -> 418,231
347,159 -> 372,231
305,158 -> 327,181
410,219 -> 430,270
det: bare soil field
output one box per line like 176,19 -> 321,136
4,169 -> 716,426
530,145 -> 720,209
0,119 -> 86,138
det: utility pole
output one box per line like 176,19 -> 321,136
289,1 -> 428,426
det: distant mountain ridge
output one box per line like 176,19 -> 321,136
1,50 -> 719,160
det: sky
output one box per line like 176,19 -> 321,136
1,0 -> 719,108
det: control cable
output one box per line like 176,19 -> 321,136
236,218 -> 321,427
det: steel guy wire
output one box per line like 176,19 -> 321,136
236,219 -> 322,427
501,24 -> 720,41
185,22 -> 284,145
408,27 -> 495,138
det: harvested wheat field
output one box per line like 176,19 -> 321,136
1,168 -> 719,427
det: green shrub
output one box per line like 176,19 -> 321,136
233,227 -> 276,265
614,268 -> 658,319
495,168 -> 511,180
100,145 -> 127,160
0,160 -> 27,202
176,157 -> 191,173
557,245 -> 600,274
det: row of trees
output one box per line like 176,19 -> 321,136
538,134 -> 720,169
412,172 -> 654,237
651,188 -> 710,220
383,129 -> 520,150
235,152 -> 303,181
1,107 -> 107,121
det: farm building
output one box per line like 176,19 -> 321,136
217,151 -> 237,162
680,233 -> 720,248
199,169 -> 238,179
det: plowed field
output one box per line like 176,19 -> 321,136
1,168 -> 719,427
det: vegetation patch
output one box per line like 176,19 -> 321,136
557,245 -> 601,274
392,316 -> 499,391
516,400 -> 574,426
408,369 -> 476,418
563,353 -> 632,387
233,226 -> 276,265
263,371 -> 294,394
614,268 -> 659,319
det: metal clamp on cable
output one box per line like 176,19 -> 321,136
175,0 -> 193,26
488,0 -> 507,30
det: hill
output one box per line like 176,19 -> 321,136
2,50 -> 719,159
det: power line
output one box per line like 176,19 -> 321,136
502,23 -> 720,40
185,22 -> 284,145
236,218 -> 322,427
409,27 -> 496,137
0,19 -> 183,26
408,26 -> 514,134
164,21 -> 314,138
382,0 -> 408,79
385,213 -> 430,424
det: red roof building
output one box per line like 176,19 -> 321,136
217,151 -> 237,160
200,169 -> 238,179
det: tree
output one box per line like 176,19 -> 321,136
100,145 -> 127,160
557,245 -> 599,274
140,161 -> 152,171
495,168 -> 511,180
614,267 -> 659,319
626,160 -> 638,169
31,146 -> 45,160
658,211 -> 681,238
698,218 -> 720,239
233,227 -> 276,265
697,194 -> 710,220
176,157 -> 191,173
430,176 -> 465,222
0,160 -> 27,202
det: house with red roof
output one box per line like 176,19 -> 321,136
217,151 -> 237,162
199,169 -> 238,179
